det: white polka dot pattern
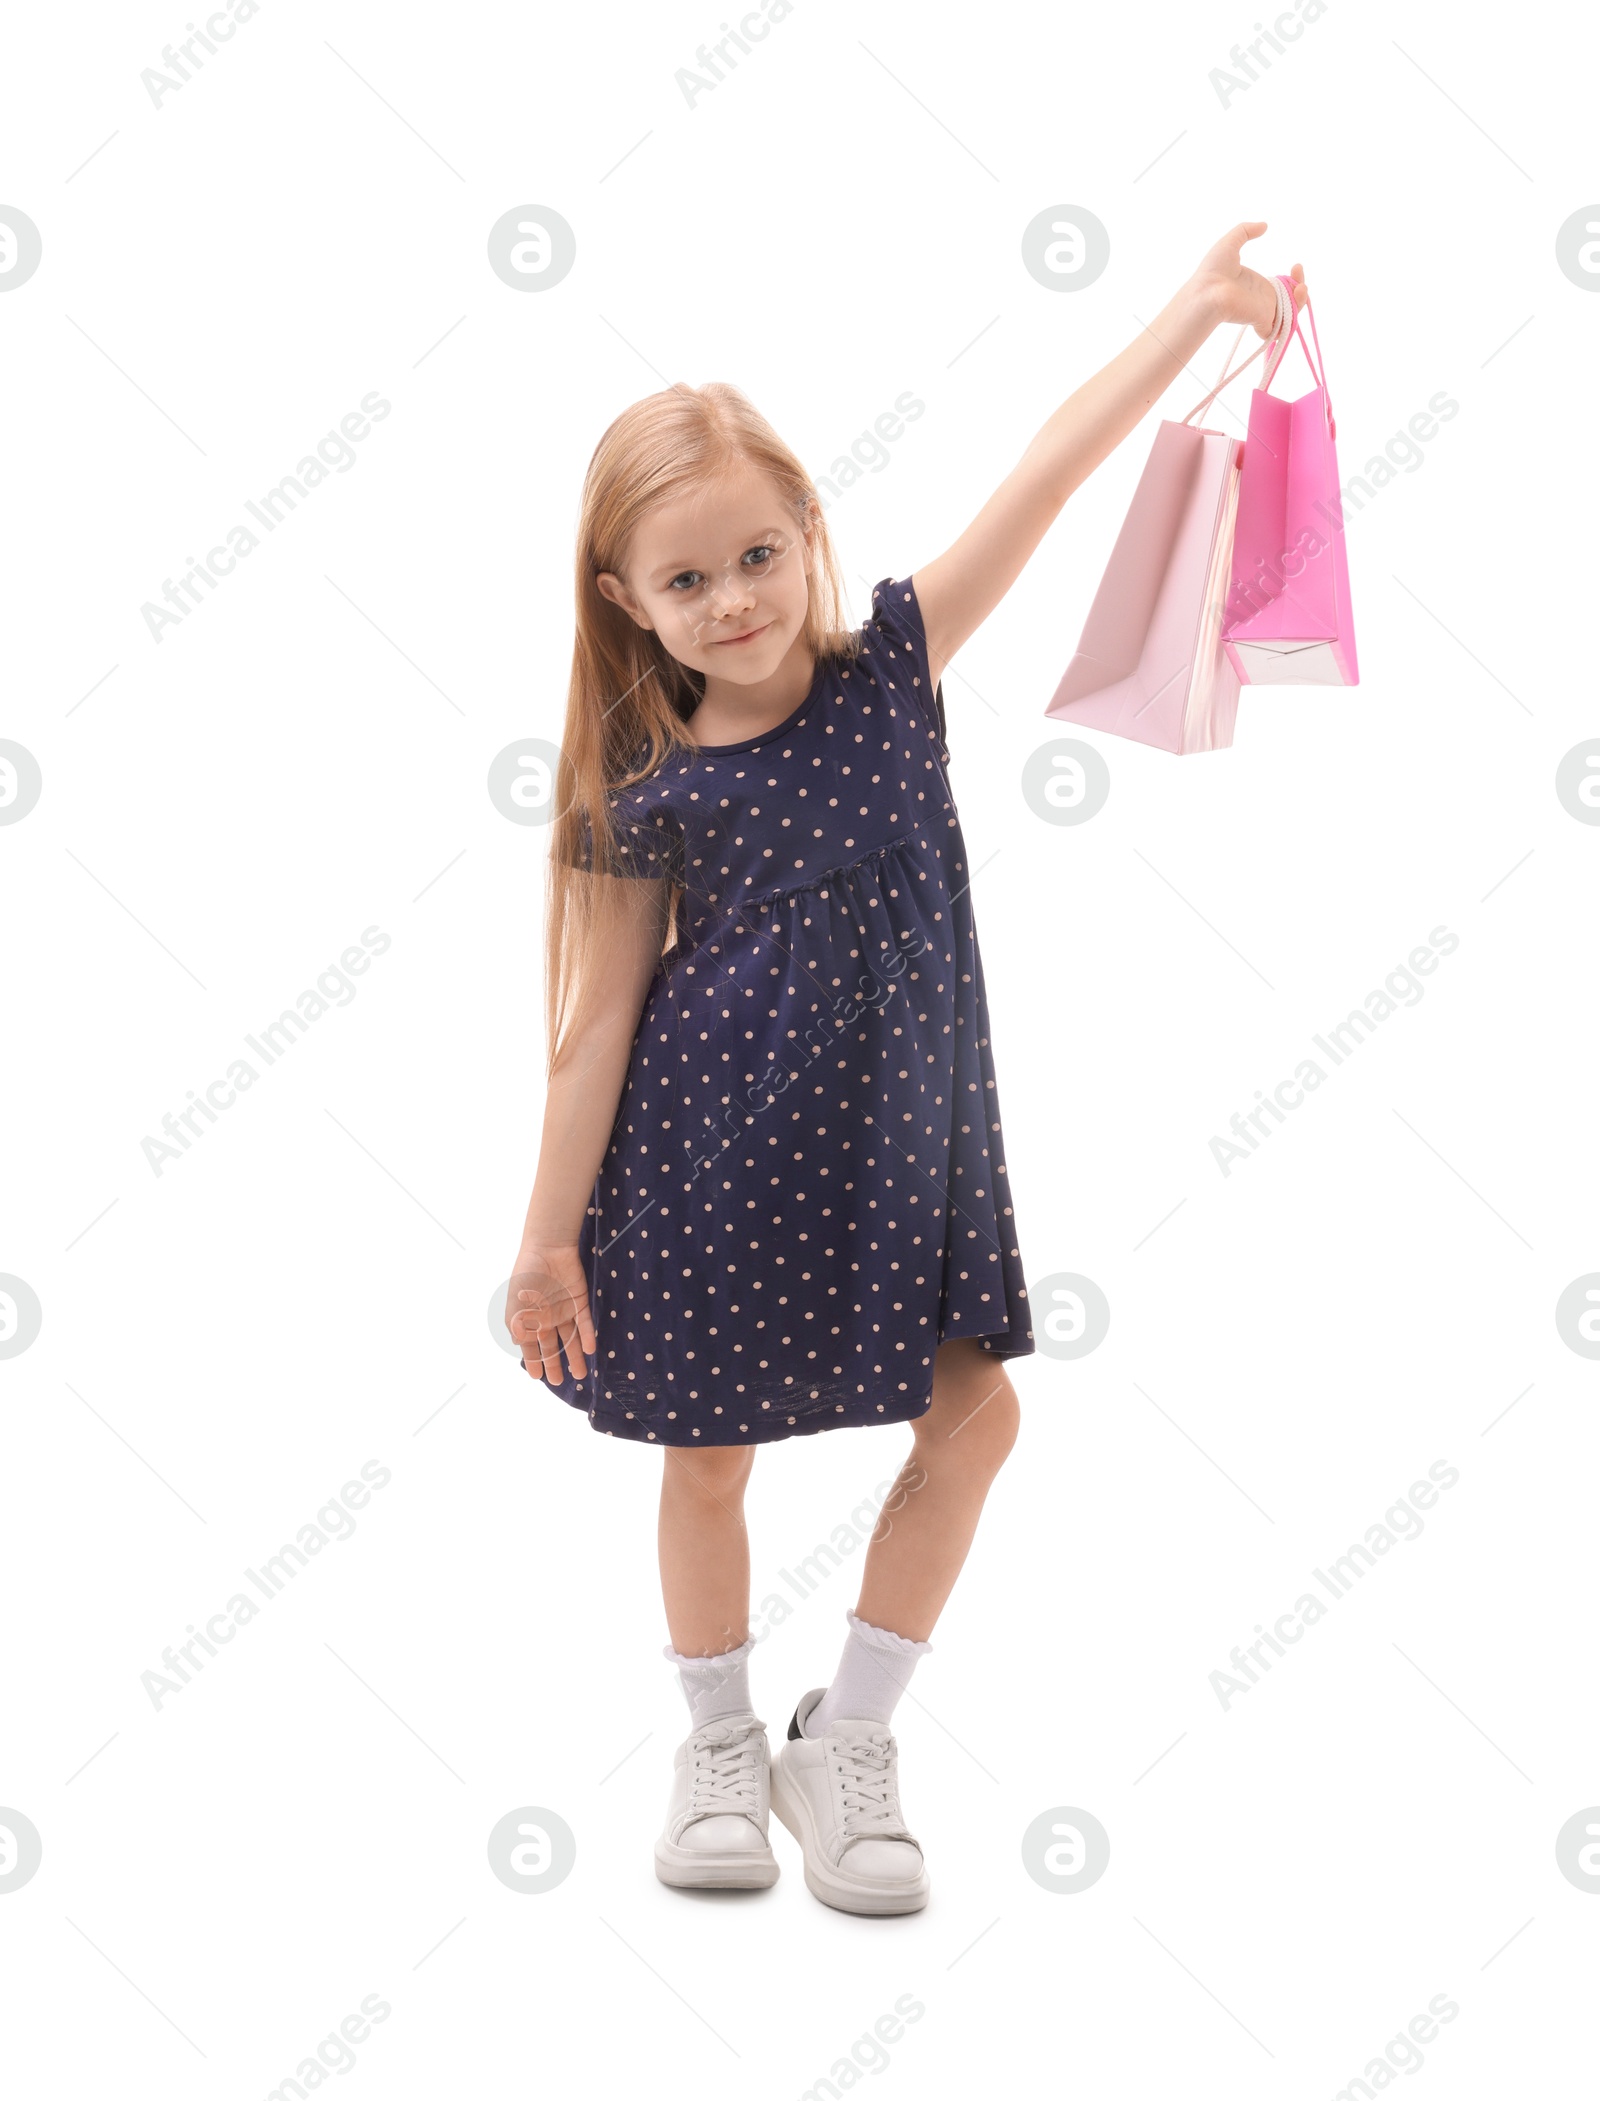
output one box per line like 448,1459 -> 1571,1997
541,575 -> 1034,1445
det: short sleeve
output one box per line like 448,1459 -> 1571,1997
560,787 -> 681,881
867,575 -> 947,751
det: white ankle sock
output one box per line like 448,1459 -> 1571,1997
804,1609 -> 931,1735
664,1635 -> 756,1724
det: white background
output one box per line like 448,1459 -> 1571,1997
5,0 -> 1598,2093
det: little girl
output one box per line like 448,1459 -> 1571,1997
509,223 -> 1306,1915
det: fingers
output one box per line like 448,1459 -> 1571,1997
507,1273 -> 594,1391
512,1288 -> 591,1388
511,1290 -> 566,1384
535,1323 -> 565,1385
507,1291 -> 548,1347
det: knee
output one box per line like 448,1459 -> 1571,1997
963,1380 -> 1022,1474
666,1444 -> 754,1503
918,1364 -> 1021,1476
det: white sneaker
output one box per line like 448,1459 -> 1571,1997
654,1713 -> 780,1891
769,1688 -> 930,1915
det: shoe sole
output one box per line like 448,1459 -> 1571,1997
768,1758 -> 930,1915
653,1837 -> 779,1891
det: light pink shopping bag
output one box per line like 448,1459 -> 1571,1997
1222,279 -> 1359,686
1045,284 -> 1292,754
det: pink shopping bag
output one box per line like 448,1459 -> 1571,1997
1222,278 -> 1358,686
1045,280 -> 1293,754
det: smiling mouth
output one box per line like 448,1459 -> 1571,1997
714,623 -> 770,646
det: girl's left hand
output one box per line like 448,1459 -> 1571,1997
1191,221 -> 1306,338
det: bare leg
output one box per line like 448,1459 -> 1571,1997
658,1445 -> 756,1656
853,1339 -> 1021,1642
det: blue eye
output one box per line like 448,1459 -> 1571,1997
667,545 -> 777,592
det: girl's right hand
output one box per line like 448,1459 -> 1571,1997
505,1243 -> 597,1387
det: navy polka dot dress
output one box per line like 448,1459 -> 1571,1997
539,575 -> 1034,1445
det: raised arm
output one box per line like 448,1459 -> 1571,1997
913,223 -> 1306,688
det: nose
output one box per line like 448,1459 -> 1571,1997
705,561 -> 757,621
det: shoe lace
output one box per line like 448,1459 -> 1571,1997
686,1719 -> 764,1819
830,1731 -> 910,1839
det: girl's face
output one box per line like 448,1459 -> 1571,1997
596,459 -> 816,687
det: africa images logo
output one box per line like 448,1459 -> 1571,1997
1211,927 -> 1459,1175
140,392 -> 391,643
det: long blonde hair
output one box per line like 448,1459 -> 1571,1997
547,382 -> 860,1071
